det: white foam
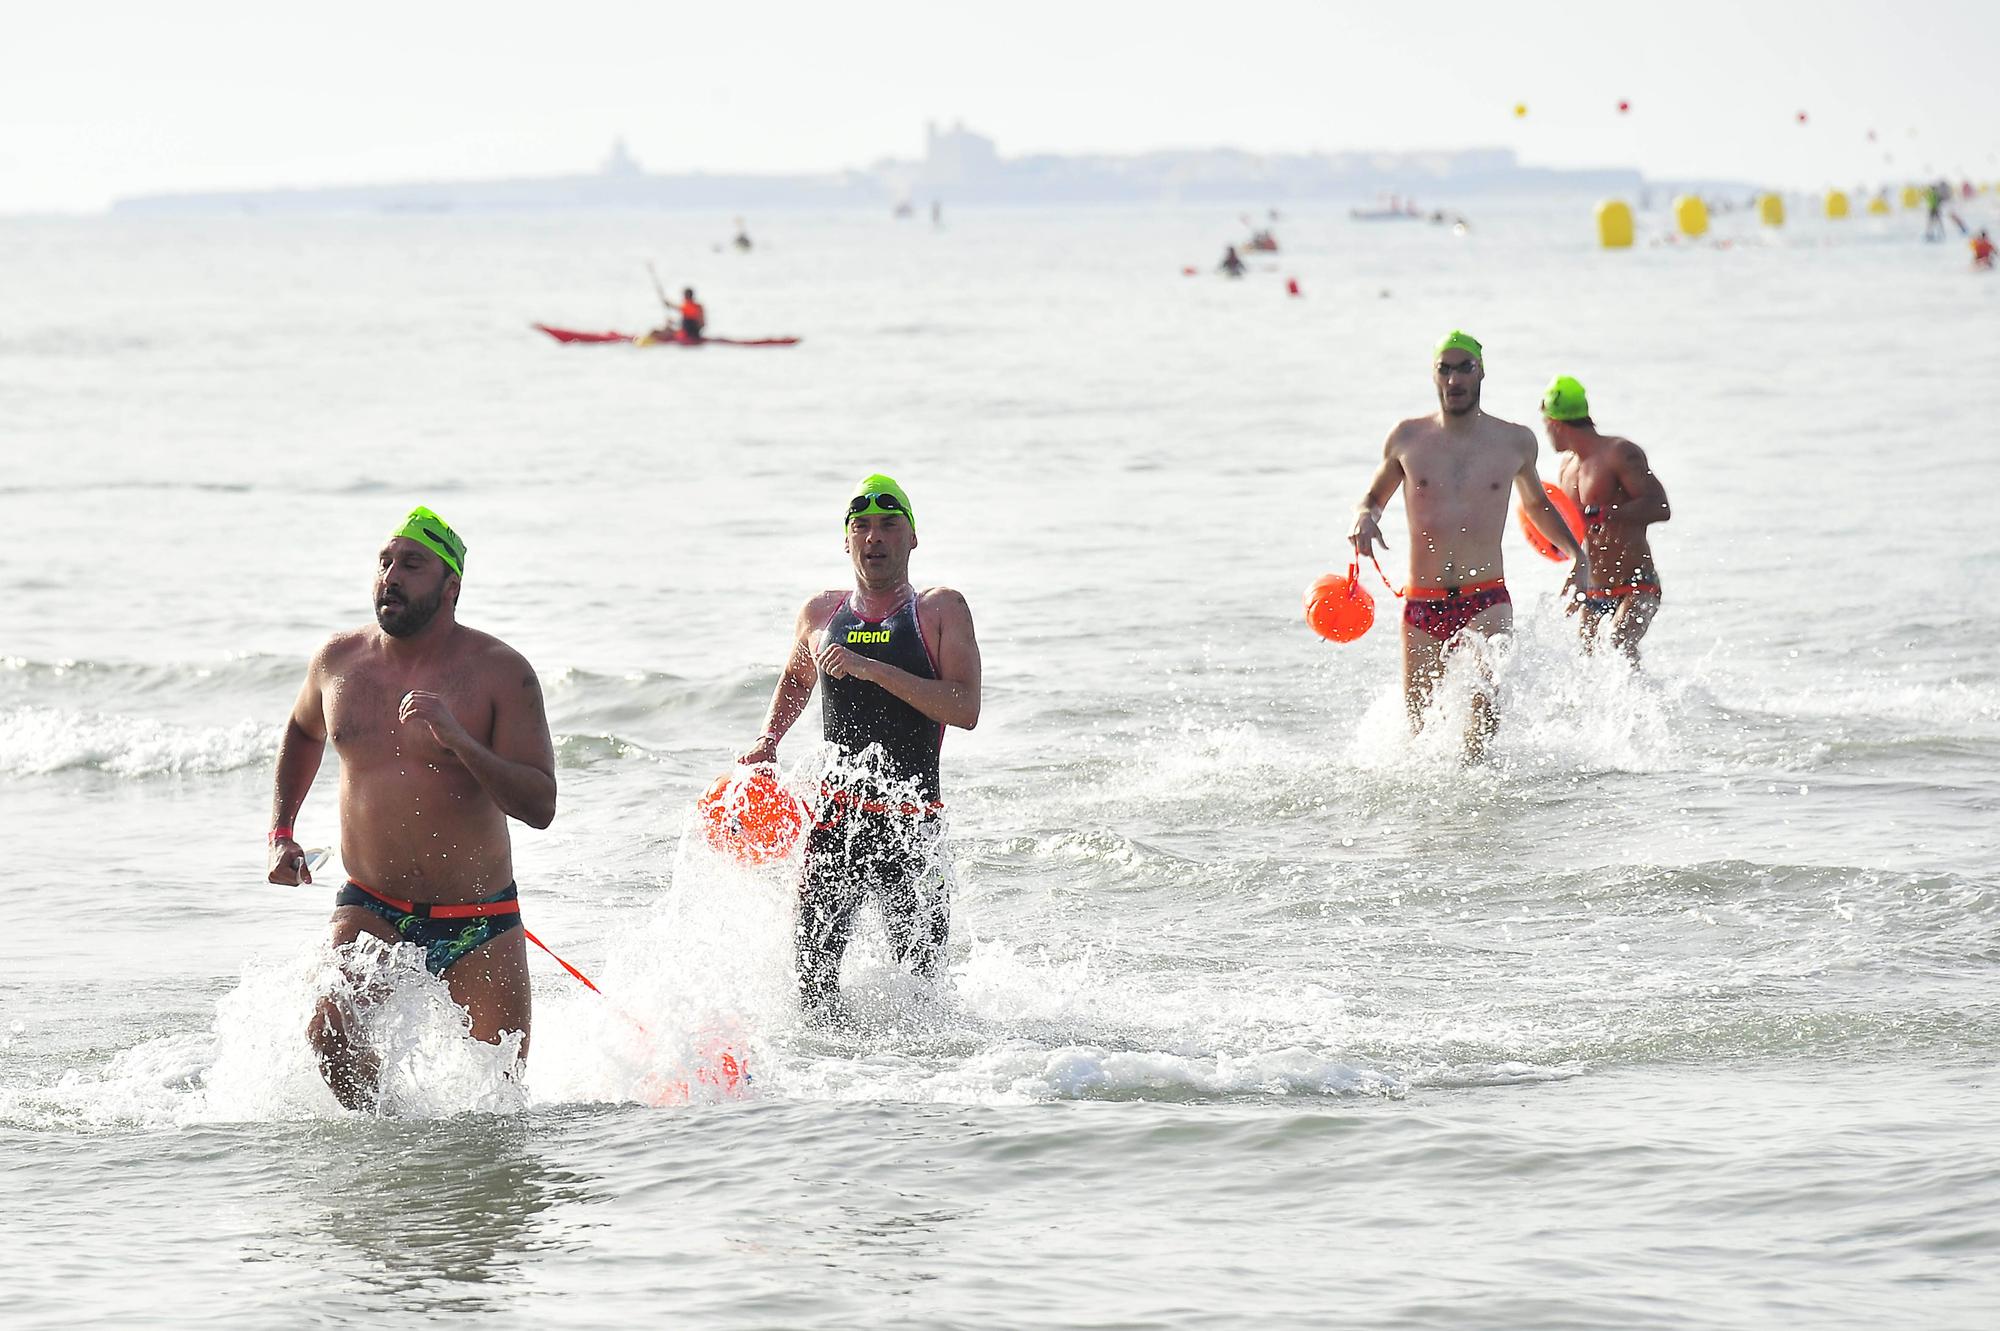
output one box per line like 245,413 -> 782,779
0,705 -> 273,778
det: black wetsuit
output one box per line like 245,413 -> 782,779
798,592 -> 947,1009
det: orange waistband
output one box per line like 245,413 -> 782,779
1404,578 -> 1507,601
820,786 -> 944,818
344,879 -> 520,919
1586,580 -> 1661,599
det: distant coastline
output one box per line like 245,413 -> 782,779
110,122 -> 1655,217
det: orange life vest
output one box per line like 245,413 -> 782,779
681,300 -> 705,323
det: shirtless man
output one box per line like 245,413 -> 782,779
1541,376 -> 1672,663
739,475 -> 981,1014
1349,331 -> 1588,758
266,507 -> 556,1108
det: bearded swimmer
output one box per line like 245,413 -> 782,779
267,507 -> 556,1109
739,475 -> 982,1015
1541,376 -> 1672,664
1349,331 -> 1588,759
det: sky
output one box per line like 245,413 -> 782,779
4,0 -> 1996,213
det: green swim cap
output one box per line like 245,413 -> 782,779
1434,329 -> 1484,363
844,473 -> 915,532
1542,375 -> 1591,422
391,505 -> 466,577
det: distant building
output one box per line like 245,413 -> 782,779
921,120 -> 1001,188
601,137 -> 641,178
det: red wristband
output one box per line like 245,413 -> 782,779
268,826 -> 295,844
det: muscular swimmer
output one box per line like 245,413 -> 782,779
1349,331 -> 1588,758
1541,376 -> 1672,663
740,475 -> 981,1014
267,507 -> 556,1108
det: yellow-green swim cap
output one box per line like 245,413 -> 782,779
1434,329 -> 1484,363
1542,375 -> 1591,422
391,506 -> 466,576
844,474 -> 915,532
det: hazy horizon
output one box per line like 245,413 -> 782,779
5,0 -> 1997,214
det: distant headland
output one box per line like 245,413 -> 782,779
111,121 -> 1646,216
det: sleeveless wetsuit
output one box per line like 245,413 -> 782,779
798,592 -> 948,1010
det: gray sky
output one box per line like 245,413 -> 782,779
5,0 -> 1995,212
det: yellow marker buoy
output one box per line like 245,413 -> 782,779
1514,103 -> 1528,118
1596,199 -> 1634,249
1758,193 -> 1786,227
1901,184 -> 1922,209
1825,190 -> 1850,219
1673,194 -> 1709,239
1867,194 -> 1891,216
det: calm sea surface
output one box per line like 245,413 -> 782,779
3,196 -> 1998,1329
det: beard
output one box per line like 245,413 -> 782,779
1440,385 -> 1481,416
375,585 -> 444,638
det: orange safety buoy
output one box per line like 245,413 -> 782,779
1304,566 -> 1375,642
1519,481 -> 1585,561
698,766 -> 807,864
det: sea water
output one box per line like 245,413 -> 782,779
3,197 -> 1998,1328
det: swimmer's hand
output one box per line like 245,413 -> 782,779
268,836 -> 313,887
813,639 -> 881,684
739,733 -> 780,766
398,690 -> 471,754
1349,509 -> 1388,559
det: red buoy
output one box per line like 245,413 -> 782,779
1519,481 -> 1585,561
1304,567 -> 1375,642
697,766 -> 806,864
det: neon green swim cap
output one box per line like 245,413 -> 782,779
392,506 -> 466,576
1542,375 -> 1591,422
845,474 -> 915,532
1434,329 -> 1484,363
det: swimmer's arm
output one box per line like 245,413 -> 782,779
1514,441 -> 1590,576
268,649 -> 330,884
1602,443 -> 1671,526
742,596 -> 831,764
411,660 -> 558,829
833,590 -> 981,730
1349,432 -> 1406,557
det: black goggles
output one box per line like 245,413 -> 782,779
846,492 -> 909,517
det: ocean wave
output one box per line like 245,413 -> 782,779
1,653 -> 301,700
0,705 -> 274,777
954,1041 -> 1400,1102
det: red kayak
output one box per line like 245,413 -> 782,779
533,323 -> 800,347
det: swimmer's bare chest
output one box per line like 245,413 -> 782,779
1400,435 -> 1516,529
1564,453 -> 1630,510
324,655 -> 494,777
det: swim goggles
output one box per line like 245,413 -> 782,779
846,492 -> 910,519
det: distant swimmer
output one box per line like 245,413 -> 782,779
732,217 -> 753,252
1541,376 -> 1672,664
1219,245 -> 1247,278
739,476 -> 982,1014
1349,331 -> 1588,759
267,507 -> 556,1109
1924,184 -> 1947,242
1973,230 -> 1995,269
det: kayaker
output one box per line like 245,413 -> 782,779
732,218 -> 752,252
679,288 -> 706,342
1219,245 -> 1246,278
